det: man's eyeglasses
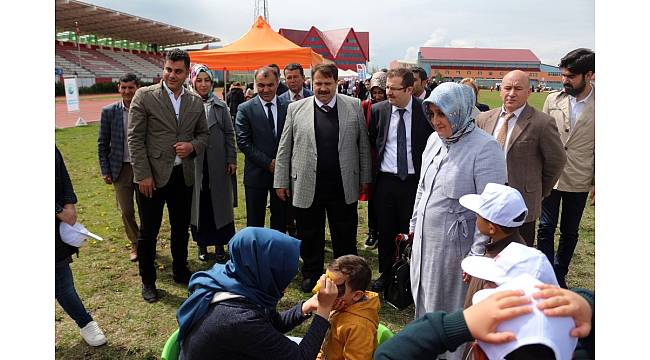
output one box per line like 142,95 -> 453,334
387,86 -> 405,92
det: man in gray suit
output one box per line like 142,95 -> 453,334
476,70 -> 566,247
98,73 -> 141,262
274,63 -> 372,292
128,49 -> 209,302
278,63 -> 313,103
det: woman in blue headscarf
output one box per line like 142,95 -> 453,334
408,82 -> 507,360
177,227 -> 339,360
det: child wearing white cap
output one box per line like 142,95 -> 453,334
458,183 -> 535,309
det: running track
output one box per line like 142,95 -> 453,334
55,95 -> 121,128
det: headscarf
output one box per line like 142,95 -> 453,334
176,227 -> 301,342
189,63 -> 215,103
423,82 -> 480,145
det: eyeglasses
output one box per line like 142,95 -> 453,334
387,86 -> 405,92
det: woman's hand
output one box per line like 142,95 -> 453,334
301,294 -> 318,316
314,275 -> 338,320
533,284 -> 592,338
463,290 -> 532,343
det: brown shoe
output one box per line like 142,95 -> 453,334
129,246 -> 138,262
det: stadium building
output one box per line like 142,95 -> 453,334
55,0 -> 219,86
278,27 -> 369,71
416,47 -> 562,90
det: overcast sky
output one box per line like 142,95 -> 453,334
85,0 -> 594,69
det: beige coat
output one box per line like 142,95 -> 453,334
543,88 -> 595,192
128,82 -> 209,188
477,104 -> 566,221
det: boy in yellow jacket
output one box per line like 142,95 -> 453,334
316,255 -> 380,360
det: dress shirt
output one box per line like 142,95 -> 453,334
416,91 -> 426,100
258,96 -> 278,132
121,100 -> 131,162
290,90 -> 303,101
492,104 -> 526,158
162,81 -> 185,165
314,95 -> 337,110
569,86 -> 593,130
380,97 -> 415,174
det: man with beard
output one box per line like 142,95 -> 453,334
274,63 -> 372,293
537,48 -> 595,288
476,70 -> 566,249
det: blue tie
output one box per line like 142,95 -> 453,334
265,102 -> 275,137
397,109 -> 407,181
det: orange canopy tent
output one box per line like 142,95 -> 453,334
189,17 -> 326,71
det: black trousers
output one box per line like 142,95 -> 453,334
136,165 -> 192,286
245,185 -> 287,233
295,192 -> 358,279
374,172 -> 418,275
537,189 -> 589,287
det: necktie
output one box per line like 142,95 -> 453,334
265,102 -> 275,137
397,108 -> 408,181
294,92 -> 302,101
496,112 -> 514,149
321,104 -> 331,113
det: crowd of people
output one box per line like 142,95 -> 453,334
55,46 -> 595,359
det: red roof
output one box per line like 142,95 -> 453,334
419,47 -> 539,63
279,27 -> 370,61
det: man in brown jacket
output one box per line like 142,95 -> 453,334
128,49 -> 209,302
537,49 -> 595,288
476,70 -> 566,248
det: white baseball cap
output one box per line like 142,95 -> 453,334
473,273 -> 578,360
461,242 -> 558,286
459,183 -> 528,228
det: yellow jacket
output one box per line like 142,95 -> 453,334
317,291 -> 380,360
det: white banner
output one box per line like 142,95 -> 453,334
64,77 -> 80,112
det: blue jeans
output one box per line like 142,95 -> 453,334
536,189 -> 589,287
55,261 -> 93,328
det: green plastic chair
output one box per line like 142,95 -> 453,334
377,323 -> 395,345
161,328 -> 180,360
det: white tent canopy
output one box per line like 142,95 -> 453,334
337,68 -> 358,79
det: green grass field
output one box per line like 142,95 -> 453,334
54,90 -> 594,359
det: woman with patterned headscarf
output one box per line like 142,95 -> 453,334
188,64 -> 238,263
409,82 -> 507,360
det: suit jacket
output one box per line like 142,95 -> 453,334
98,101 -> 127,180
543,88 -> 595,192
476,104 -> 566,221
368,96 -> 433,180
235,96 -> 288,189
127,82 -> 209,188
274,94 -> 372,208
278,88 -> 314,103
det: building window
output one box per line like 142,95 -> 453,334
530,73 -> 537,77
499,72 -> 504,76
445,70 -> 449,75
456,71 -> 461,75
348,38 -> 357,43
467,71 -> 471,75
478,71 -> 483,75
307,36 -> 319,42
341,45 -> 360,51
488,72 -> 493,76
309,44 -> 323,49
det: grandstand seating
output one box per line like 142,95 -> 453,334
55,41 -> 165,82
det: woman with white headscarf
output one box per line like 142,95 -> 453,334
188,64 -> 238,263
409,82 -> 507,360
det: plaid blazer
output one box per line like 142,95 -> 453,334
98,101 -> 127,180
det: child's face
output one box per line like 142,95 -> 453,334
476,215 -> 494,236
328,270 -> 364,310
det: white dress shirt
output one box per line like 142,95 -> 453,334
314,95 -> 337,110
162,81 -> 185,165
492,104 -> 526,158
569,86 -> 593,129
258,96 -> 279,134
380,97 -> 415,174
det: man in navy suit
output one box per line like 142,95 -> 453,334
368,68 -> 434,291
235,66 -> 288,232
98,73 -> 141,262
278,63 -> 313,103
